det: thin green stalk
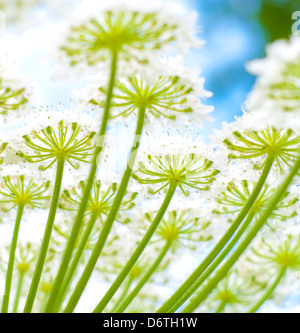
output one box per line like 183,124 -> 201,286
115,240 -> 172,313
93,184 -> 177,313
63,105 -> 146,313
1,204 -> 24,313
24,158 -> 65,313
215,300 -> 226,313
157,155 -> 275,313
182,152 -> 300,313
175,210 -> 256,312
55,212 -> 98,311
44,50 -> 118,313
12,271 -> 25,313
110,277 -> 134,313
248,267 -> 286,313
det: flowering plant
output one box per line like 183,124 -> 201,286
0,0 -> 300,314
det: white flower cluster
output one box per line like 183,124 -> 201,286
0,0 -> 300,315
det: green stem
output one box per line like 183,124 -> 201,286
12,271 -> 25,313
1,204 -> 24,313
157,155 -> 275,313
215,300 -> 227,313
92,184 -> 177,313
55,212 -> 98,311
110,277 -> 134,313
179,210 -> 255,312
63,105 -> 146,313
24,158 -> 65,313
115,240 -> 172,313
44,50 -> 118,313
182,152 -> 300,313
248,267 -> 286,313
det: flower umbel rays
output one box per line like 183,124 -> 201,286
133,153 -> 219,195
246,36 -> 300,113
15,243 -> 38,276
249,235 -> 300,271
61,10 -> 177,66
202,270 -> 263,313
59,179 -> 137,223
223,127 -> 300,171
18,120 -> 96,170
0,78 -> 28,115
267,58 -> 300,112
147,209 -> 212,249
92,76 -> 194,121
0,175 -> 50,210
213,179 -> 298,222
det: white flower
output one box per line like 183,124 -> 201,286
246,35 -> 300,128
9,103 -> 98,173
53,0 -> 203,79
71,55 -> 213,130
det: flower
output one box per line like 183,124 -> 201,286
0,51 -> 37,120
245,36 -> 300,129
58,0 -> 202,70
198,269 -> 263,313
214,113 -> 300,172
14,105 -> 97,170
133,131 -> 219,195
74,56 -> 213,128
146,207 -> 212,251
249,235 -> 300,272
212,177 -> 299,225
59,178 -> 137,223
0,165 -> 51,210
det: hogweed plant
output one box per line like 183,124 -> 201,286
0,0 -> 300,314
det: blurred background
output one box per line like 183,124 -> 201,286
0,0 -> 300,312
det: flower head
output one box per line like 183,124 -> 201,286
246,36 -> 300,115
59,179 -> 137,223
59,0 -> 202,68
73,55 -> 213,129
0,51 -> 36,120
249,235 -> 300,271
200,270 -> 263,313
213,178 -> 299,223
0,166 -> 51,210
218,113 -> 300,172
133,130 -> 219,195
146,208 -> 212,251
15,106 -> 97,170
